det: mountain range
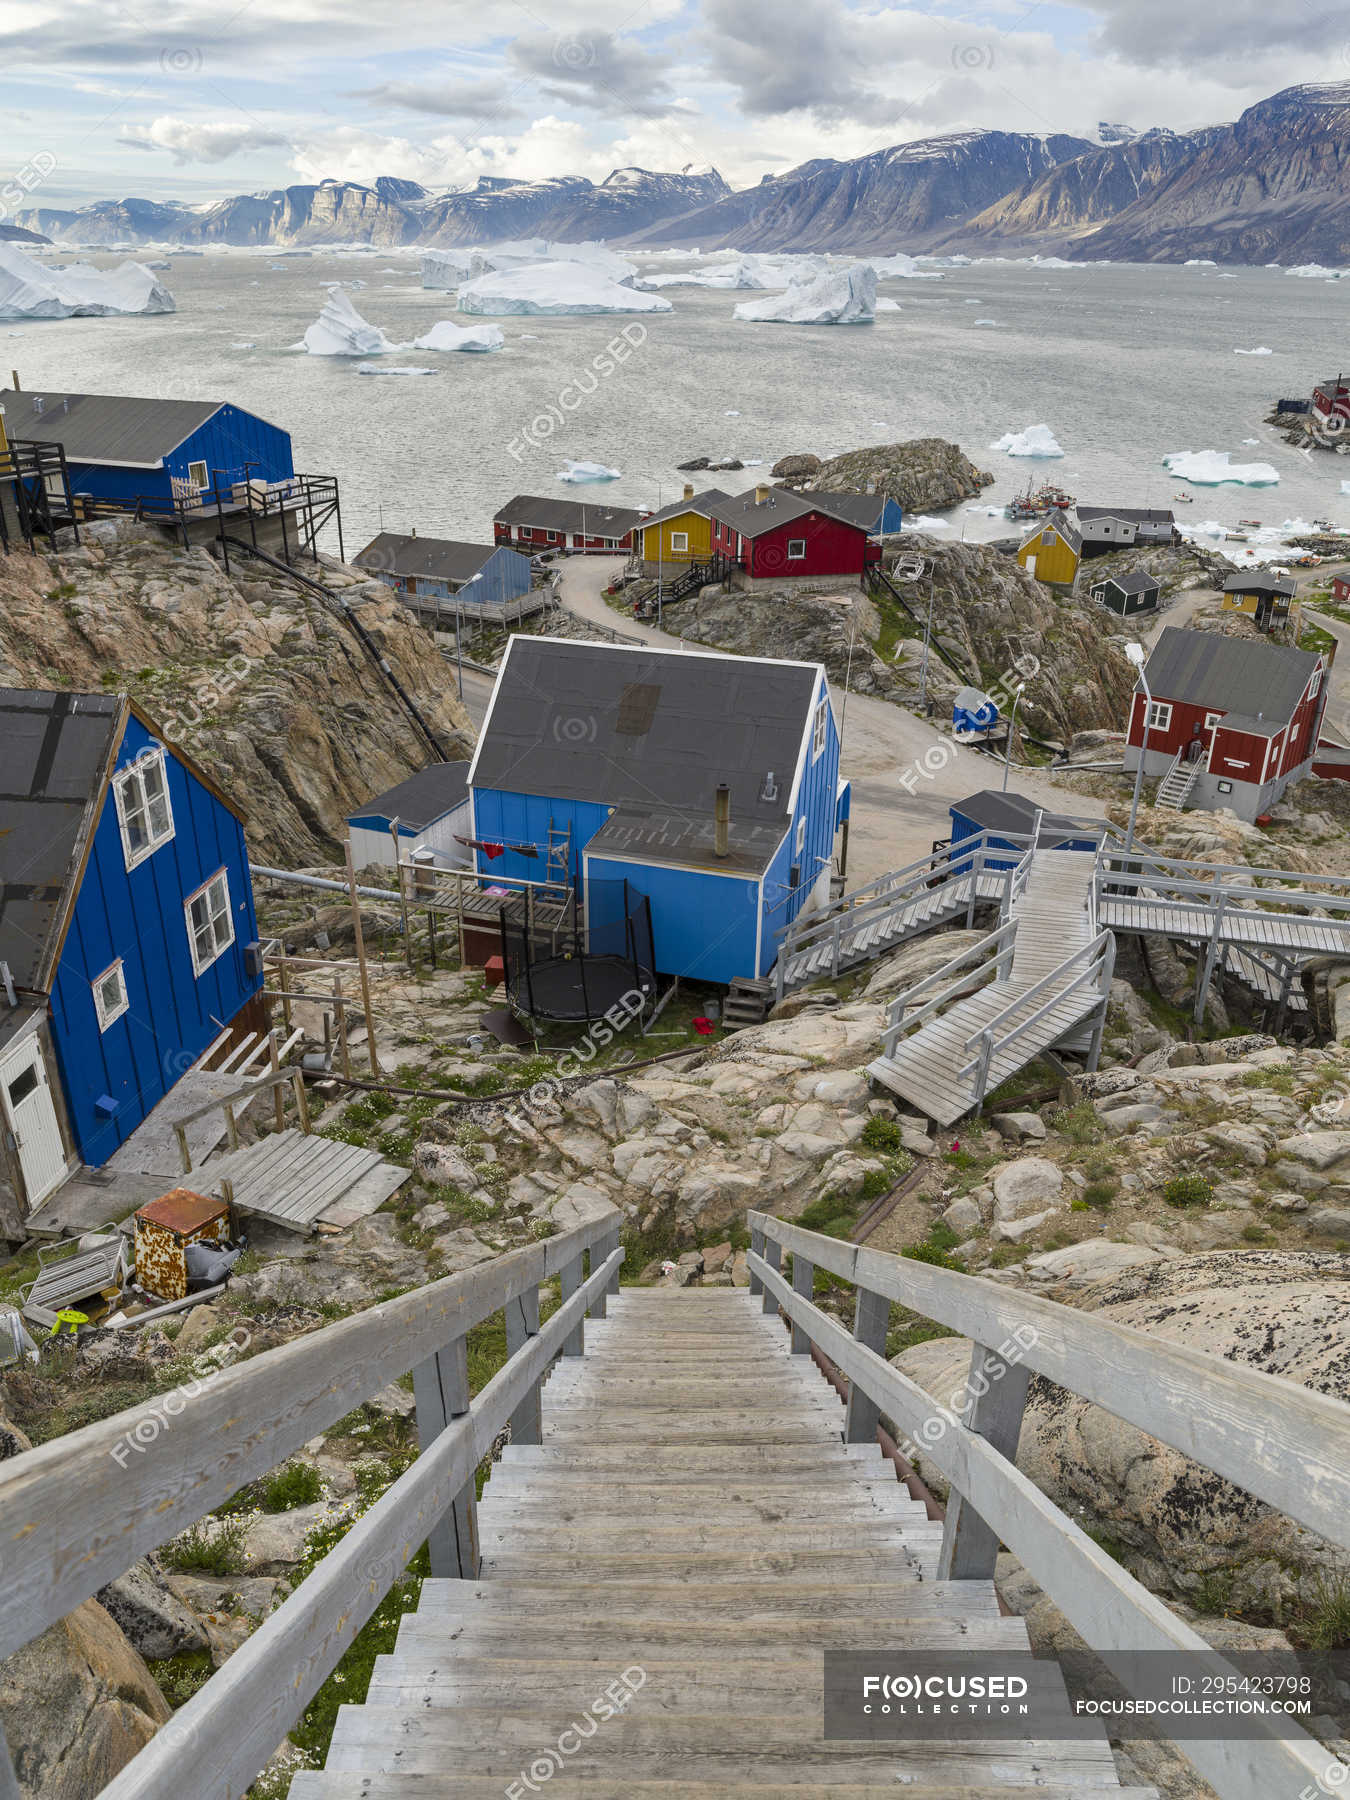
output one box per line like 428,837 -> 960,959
18,83 -> 1350,264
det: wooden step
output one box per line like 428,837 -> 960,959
295,1779 -> 1161,1798
412,1579 -> 991,1620
395,1614 -> 1024,1660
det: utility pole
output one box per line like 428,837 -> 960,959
918,562 -> 936,715
344,832 -> 381,1077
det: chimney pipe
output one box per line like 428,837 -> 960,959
713,783 -> 730,859
683,481 -> 694,501
754,483 -> 769,505
9,370 -> 18,392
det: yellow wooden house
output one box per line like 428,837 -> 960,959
636,484 -> 727,574
1017,510 -> 1081,587
1221,573 -> 1296,631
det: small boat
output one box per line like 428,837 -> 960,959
1238,517 -> 1262,528
1172,491 -> 1193,502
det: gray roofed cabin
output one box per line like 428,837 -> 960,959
1088,569 -> 1161,615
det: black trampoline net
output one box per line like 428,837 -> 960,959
501,878 -> 657,1022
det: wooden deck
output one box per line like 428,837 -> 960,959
293,1290 -> 1153,1799
191,1130 -> 408,1233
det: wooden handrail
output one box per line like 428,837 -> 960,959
748,1238 -> 1342,1800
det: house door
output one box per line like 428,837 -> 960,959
0,1037 -> 67,1211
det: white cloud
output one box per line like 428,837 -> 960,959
118,116 -> 291,163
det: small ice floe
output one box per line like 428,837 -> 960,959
903,515 -> 951,530
519,333 -> 539,341
972,318 -> 999,326
357,364 -> 438,376
1163,450 -> 1280,487
875,296 -> 901,311
1342,481 -> 1350,495
724,409 -> 740,416
231,341 -> 256,349
557,460 -> 620,483
1242,437 -> 1261,445
412,320 -> 505,352
990,424 -> 1064,458
965,504 -> 1007,517
1234,346 -> 1274,355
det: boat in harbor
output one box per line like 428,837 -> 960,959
1006,478 -> 1077,521
1172,491 -> 1193,503
1238,517 -> 1262,528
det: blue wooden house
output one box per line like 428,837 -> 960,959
354,534 -> 533,612
0,387 -> 293,507
947,789 -> 1105,875
467,639 -> 848,985
0,690 -> 262,1227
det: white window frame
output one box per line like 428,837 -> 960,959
92,958 -> 129,1032
1145,700 -> 1172,732
787,538 -> 807,560
670,531 -> 689,553
1310,667 -> 1322,698
186,460 -> 209,492
185,868 -> 235,977
795,816 -> 807,856
1204,712 -> 1223,730
113,748 -> 175,871
812,697 -> 829,760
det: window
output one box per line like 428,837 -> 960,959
93,959 -> 129,1032
670,531 -> 688,553
812,697 -> 829,760
787,538 -> 807,560
795,816 -> 807,855
113,749 -> 174,870
1041,529 -> 1056,546
185,869 -> 235,976
1310,667 -> 1322,698
1205,712 -> 1223,729
1145,701 -> 1172,732
186,460 -> 209,491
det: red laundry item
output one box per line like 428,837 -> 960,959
692,1016 -> 715,1036
481,842 -> 504,860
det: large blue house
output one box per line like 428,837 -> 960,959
0,386 -> 294,508
0,690 -> 261,1234
468,639 -> 848,986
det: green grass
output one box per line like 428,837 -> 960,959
1303,1574 -> 1350,1650
1164,1172 -> 1213,1210
148,1648 -> 217,1709
860,1115 -> 904,1154
1047,1102 -> 1105,1145
162,1515 -> 248,1576
1081,1180 -> 1117,1209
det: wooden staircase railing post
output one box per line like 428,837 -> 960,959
844,1286 -> 889,1443
761,1235 -> 782,1318
937,1338 -> 1032,1581
748,1222 -> 764,1297
504,1286 -> 543,1446
588,1223 -> 621,1318
790,1254 -> 814,1353
559,1251 -> 586,1356
412,1333 -> 480,1579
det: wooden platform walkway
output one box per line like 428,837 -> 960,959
293,1289 -> 1153,1799
191,1130 -> 407,1233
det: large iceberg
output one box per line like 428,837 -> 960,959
990,424 -> 1064,458
0,242 -> 175,318
1287,264 -> 1346,279
733,263 -> 876,325
412,320 -> 505,352
1163,450 -> 1280,487
300,289 -> 404,355
422,248 -> 488,289
457,264 -> 672,316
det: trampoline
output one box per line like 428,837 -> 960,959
501,878 -> 657,1024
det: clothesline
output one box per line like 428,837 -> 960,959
454,834 -> 541,860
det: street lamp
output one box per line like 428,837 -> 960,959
1124,640 -> 1150,856
1001,682 -> 1026,791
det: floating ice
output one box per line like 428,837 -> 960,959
869,253 -> 942,280
1287,264 -> 1346,278
875,297 -> 901,312
412,320 -> 505,352
299,288 -> 404,355
357,364 -> 438,376
231,341 -> 256,349
0,242 -> 175,318
1184,259 -> 1217,266
903,515 -> 951,530
421,247 -> 484,289
724,409 -> 740,416
457,263 -> 671,316
990,424 -> 1064,458
733,263 -> 876,324
1342,481 -> 1350,494
643,259 -> 764,290
1163,450 -> 1280,487
973,318 -> 999,326
1234,346 -> 1274,355
1242,437 -> 1261,445
557,460 -> 620,483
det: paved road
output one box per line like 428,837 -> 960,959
550,556 -> 1107,886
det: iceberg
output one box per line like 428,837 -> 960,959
412,320 -> 505,352
422,247 -> 484,289
1163,450 -> 1280,487
1287,264 -> 1346,278
457,264 -> 671,316
557,460 -> 621,483
643,259 -> 765,290
1342,481 -> 1350,495
1234,346 -> 1274,355
0,241 -> 175,318
1184,259 -> 1217,267
357,364 -> 438,376
869,253 -> 942,279
990,424 -> 1064,458
299,288 -> 404,356
973,318 -> 999,326
733,263 -> 876,325
903,515 -> 951,530
875,297 -> 902,312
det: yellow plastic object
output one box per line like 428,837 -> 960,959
50,1309 -> 89,1337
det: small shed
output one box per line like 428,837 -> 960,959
1089,570 -> 1161,616
347,762 -> 473,871
952,686 -> 999,733
354,534 -> 533,612
1017,510 -> 1081,586
134,1188 -> 230,1302
948,790 -> 1105,873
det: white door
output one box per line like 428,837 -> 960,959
1,1038 -> 67,1210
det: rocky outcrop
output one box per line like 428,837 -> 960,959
785,438 -> 994,514
0,519 -> 473,864
675,588 -> 899,698
895,1251 -> 1350,1615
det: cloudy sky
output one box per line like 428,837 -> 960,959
1,0 -> 1345,209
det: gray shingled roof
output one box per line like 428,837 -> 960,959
587,805 -> 787,877
953,789 -> 1106,849
1141,627 -> 1320,721
1077,505 -> 1175,526
0,689 -> 122,992
354,534 -> 515,586
1092,571 -> 1160,595
1020,508 -> 1082,554
0,388 -> 221,468
471,639 -> 822,829
706,488 -> 872,541
806,491 -> 890,532
636,489 -> 731,530
490,494 -> 646,537
349,762 -> 471,831
1222,573 -> 1297,599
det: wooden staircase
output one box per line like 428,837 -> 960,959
294,1289 -> 1153,1798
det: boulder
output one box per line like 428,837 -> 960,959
702,1241 -> 734,1275
991,1112 -> 1047,1142
941,1196 -> 984,1236
172,1303 -> 221,1355
571,1079 -> 619,1136
769,452 -> 822,479
674,1167 -> 762,1233
95,1557 -> 210,1660
792,1069 -> 869,1110
548,1182 -> 617,1233
0,1598 -> 171,1799
1025,1241 -> 1169,1284
1274,1131 -> 1350,1172
991,1157 -> 1063,1222
239,1501 -> 330,1574
431,1228 -> 496,1273
990,1207 -> 1059,1244
412,1142 -> 481,1190
1099,1103 -> 1164,1135
1305,1206 -> 1350,1237
616,1089 -> 658,1136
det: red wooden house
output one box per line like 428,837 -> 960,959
1124,627 -> 1327,821
492,495 -> 646,555
1330,574 -> 1350,604
707,486 -> 880,588
1311,374 -> 1350,436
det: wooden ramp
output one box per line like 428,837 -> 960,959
190,1130 -> 408,1233
867,850 -> 1112,1127
294,1290 -> 1153,1798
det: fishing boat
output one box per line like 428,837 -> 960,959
1005,479 -> 1077,521
1172,491 -> 1193,503
1238,517 -> 1262,528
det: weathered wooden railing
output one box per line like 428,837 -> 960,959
0,1207 -> 623,1799
747,1211 -> 1350,1800
878,916 -> 1017,1058
959,926 -> 1116,1096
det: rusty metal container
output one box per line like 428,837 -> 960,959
134,1189 -> 230,1302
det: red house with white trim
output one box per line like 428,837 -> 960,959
707,485 -> 880,589
1312,374 -> 1350,436
492,495 -> 646,555
1330,574 -> 1350,604
1124,627 -> 1327,821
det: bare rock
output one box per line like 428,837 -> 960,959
992,1157 -> 1064,1221
991,1111 -> 1047,1142
95,1557 -> 211,1661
